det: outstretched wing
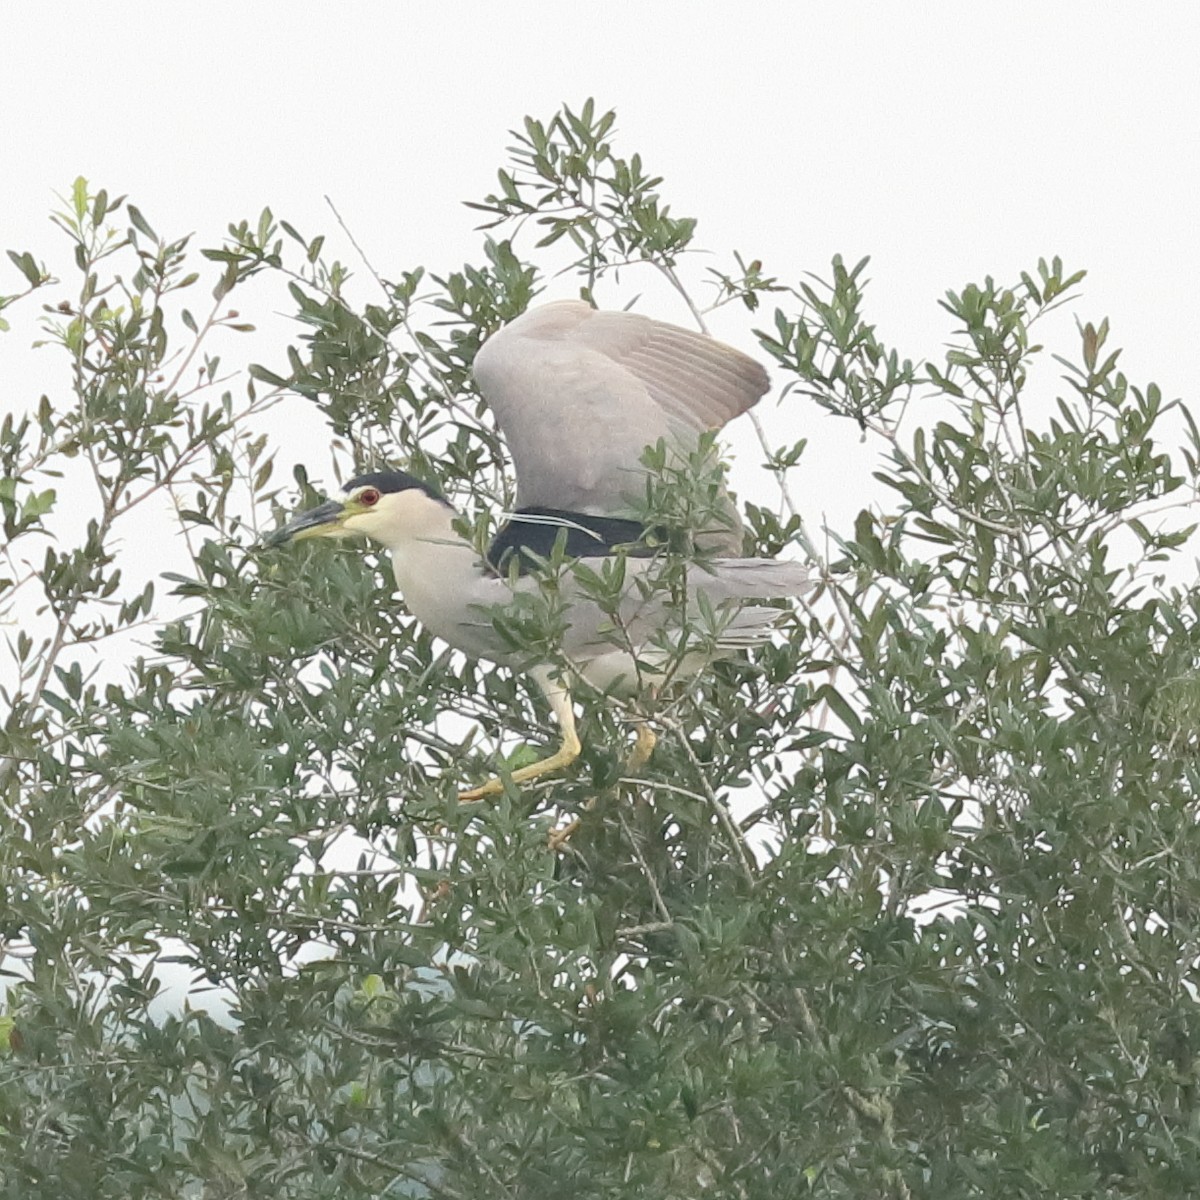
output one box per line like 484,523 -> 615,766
472,300 -> 769,520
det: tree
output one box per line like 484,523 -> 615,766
4,100 -> 1200,1198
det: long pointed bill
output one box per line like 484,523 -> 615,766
267,499 -> 348,546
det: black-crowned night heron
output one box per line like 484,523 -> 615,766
271,300 -> 809,807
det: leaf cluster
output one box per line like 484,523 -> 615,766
4,108 -> 1200,1199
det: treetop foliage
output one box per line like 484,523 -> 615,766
3,100 -> 1200,1198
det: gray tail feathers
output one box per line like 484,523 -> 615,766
697,558 -> 812,602
714,604 -> 794,647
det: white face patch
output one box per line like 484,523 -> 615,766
340,487 -> 452,547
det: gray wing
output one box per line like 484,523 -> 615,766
442,553 -> 809,674
472,301 -> 770,524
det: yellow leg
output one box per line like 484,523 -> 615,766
547,719 -> 658,851
625,722 -> 657,773
458,668 -> 581,803
547,809 -> 589,852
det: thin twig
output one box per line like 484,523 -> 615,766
616,808 -> 673,925
324,195 -> 480,430
615,920 -> 675,939
668,721 -> 756,887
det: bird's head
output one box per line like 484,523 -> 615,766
269,469 -> 452,550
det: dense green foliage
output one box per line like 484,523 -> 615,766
4,101 -> 1200,1197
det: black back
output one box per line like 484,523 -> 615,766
487,507 -> 660,576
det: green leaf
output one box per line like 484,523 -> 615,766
248,363 -> 288,387
6,250 -> 42,287
814,682 -> 863,737
72,175 -> 89,222
126,204 -> 156,238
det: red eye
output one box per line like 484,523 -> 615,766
359,488 -> 381,507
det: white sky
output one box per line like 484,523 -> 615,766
4,3 -> 1198,534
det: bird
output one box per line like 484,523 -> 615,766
270,300 -> 809,812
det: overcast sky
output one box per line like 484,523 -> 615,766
3,1 -> 1198,551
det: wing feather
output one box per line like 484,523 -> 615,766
473,301 -> 769,522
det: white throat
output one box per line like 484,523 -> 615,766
366,492 -> 488,654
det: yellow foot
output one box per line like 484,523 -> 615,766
458,731 -> 583,804
625,722 -> 657,774
548,814 -> 587,851
547,723 -> 658,851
